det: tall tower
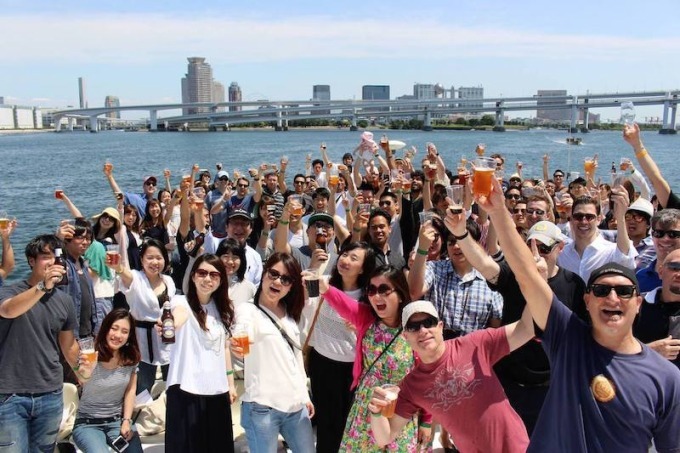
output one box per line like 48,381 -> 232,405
313,85 -> 331,115
228,82 -> 242,112
212,81 -> 225,112
78,77 -> 87,109
181,57 -> 214,115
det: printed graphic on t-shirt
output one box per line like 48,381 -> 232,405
425,362 -> 481,410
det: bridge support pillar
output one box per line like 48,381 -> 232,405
68,117 -> 75,131
660,100 -> 677,134
55,117 -> 62,132
349,116 -> 358,131
568,102 -> 578,133
422,111 -> 433,131
493,108 -> 505,132
580,109 -> 590,133
89,115 -> 98,133
149,110 -> 158,131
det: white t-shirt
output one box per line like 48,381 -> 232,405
167,296 -> 229,395
309,287 -> 361,362
236,303 -> 309,413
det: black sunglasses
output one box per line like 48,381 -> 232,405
294,180 -> 306,185
505,194 -> 521,200
194,269 -> 221,280
526,208 -> 546,216
589,284 -> 636,299
238,183 -> 249,188
100,213 -> 113,221
513,208 -> 526,214
366,283 -> 395,297
533,242 -> 557,255
405,316 -> 439,333
554,174 -> 564,178
218,177 -> 229,182
379,200 -> 393,207
652,229 -> 680,239
572,213 -> 597,222
266,268 -> 293,286
664,262 -> 680,271
145,181 -> 156,187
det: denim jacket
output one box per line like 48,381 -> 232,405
63,254 -> 97,336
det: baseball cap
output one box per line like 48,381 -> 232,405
586,262 -> 639,290
626,198 -> 653,220
402,300 -> 439,329
509,173 -> 522,182
308,212 -> 334,228
143,175 -> 157,185
228,209 -> 253,222
527,221 -> 567,247
216,170 -> 230,180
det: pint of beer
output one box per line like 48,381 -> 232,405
289,195 -> 304,216
78,337 -> 97,364
106,244 -> 120,266
472,157 -> 497,197
380,384 -> 400,418
233,325 -> 250,356
0,212 -> 8,230
55,189 -> 64,199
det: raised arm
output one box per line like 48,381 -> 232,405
611,185 -> 631,255
475,177 -> 553,329
104,163 -> 123,195
59,192 -> 84,219
273,203 -> 293,254
407,222 -> 435,300
542,154 -> 550,182
0,220 -> 16,280
624,123 -> 672,207
443,211 -> 500,282
278,157 -> 289,194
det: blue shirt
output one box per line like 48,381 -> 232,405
124,192 -> 149,219
529,298 -> 680,452
424,260 -> 503,334
637,259 -> 661,294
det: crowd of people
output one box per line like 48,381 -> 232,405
1,124 -> 680,452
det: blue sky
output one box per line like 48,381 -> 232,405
2,0 -> 679,121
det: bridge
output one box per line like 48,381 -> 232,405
53,90 -> 680,134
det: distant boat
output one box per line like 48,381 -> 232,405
566,137 -> 582,145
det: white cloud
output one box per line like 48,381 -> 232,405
4,12 -> 680,64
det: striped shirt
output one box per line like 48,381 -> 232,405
424,260 -> 503,335
78,364 -> 136,419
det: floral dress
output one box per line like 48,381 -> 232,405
341,321 -> 430,452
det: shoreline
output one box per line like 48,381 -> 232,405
0,129 -> 54,136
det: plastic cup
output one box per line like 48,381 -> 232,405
104,159 -> 113,173
612,172 -> 628,187
289,195 -> 304,216
472,157 -> 496,197
358,203 -> 372,214
419,211 -> 435,224
106,244 -> 120,266
55,188 -> 64,199
475,143 -> 486,156
620,157 -> 631,171
233,325 -> 250,356
446,185 -> 464,213
402,173 -> 412,192
181,169 -> 191,184
0,211 -> 8,229
568,171 -> 580,181
380,384 -> 400,418
78,337 -> 97,363
584,157 -> 595,174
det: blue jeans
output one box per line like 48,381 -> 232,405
72,419 -> 143,453
241,401 -> 315,453
0,389 -> 63,453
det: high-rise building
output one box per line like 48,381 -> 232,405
313,85 -> 331,115
362,85 -> 390,113
181,57 -> 214,115
414,84 -> 436,99
78,77 -> 87,109
535,90 -> 570,122
104,96 -> 120,119
458,86 -> 484,109
212,81 -> 225,112
228,82 -> 242,112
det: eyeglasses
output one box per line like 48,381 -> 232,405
237,183 -> 249,188
314,222 -> 332,230
294,180 -> 306,185
366,283 -> 396,297
526,208 -> 546,216
513,208 -> 526,214
145,181 -> 156,187
625,212 -> 647,222
266,268 -> 293,286
589,284 -> 637,299
505,194 -> 521,200
379,200 -> 393,207
531,242 -> 558,255
194,269 -> 221,280
405,316 -> 439,333
496,162 -> 504,168
572,213 -> 597,222
652,229 -> 680,239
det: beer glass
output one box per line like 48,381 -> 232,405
78,337 -> 97,363
472,157 -> 496,197
446,185 -> 465,214
106,244 -> 120,266
380,383 -> 400,418
233,325 -> 250,356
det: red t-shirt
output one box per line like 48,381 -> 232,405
396,327 -> 529,453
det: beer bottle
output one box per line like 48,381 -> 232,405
161,302 -> 175,344
54,248 -> 68,286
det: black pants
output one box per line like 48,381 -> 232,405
308,348 -> 355,453
165,384 -> 234,453
498,375 -> 549,436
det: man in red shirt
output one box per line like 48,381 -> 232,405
369,300 -> 533,452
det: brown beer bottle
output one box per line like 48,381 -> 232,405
161,302 -> 175,344
54,248 -> 68,286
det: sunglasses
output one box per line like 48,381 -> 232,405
589,284 -> 636,299
194,269 -> 221,280
652,229 -> 680,239
294,180 -> 306,185
237,183 -> 249,188
624,212 -> 647,222
100,213 -> 113,221
532,242 -> 557,255
572,213 -> 597,222
505,194 -> 521,200
554,174 -> 564,178
379,200 -> 393,207
366,283 -> 396,297
266,268 -> 293,286
405,316 -> 439,333
145,181 -> 156,187
219,177 -> 229,182
513,208 -> 527,214
526,208 -> 546,216
664,262 -> 680,271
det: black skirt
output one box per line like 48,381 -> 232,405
165,384 -> 234,453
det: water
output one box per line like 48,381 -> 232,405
0,128 -> 677,282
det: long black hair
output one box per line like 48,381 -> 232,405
329,241 -> 376,292
95,309 -> 140,366
254,253 -> 305,323
187,254 -> 234,332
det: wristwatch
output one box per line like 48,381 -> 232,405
37,281 -> 53,294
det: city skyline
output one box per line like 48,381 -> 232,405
2,0 -> 679,122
